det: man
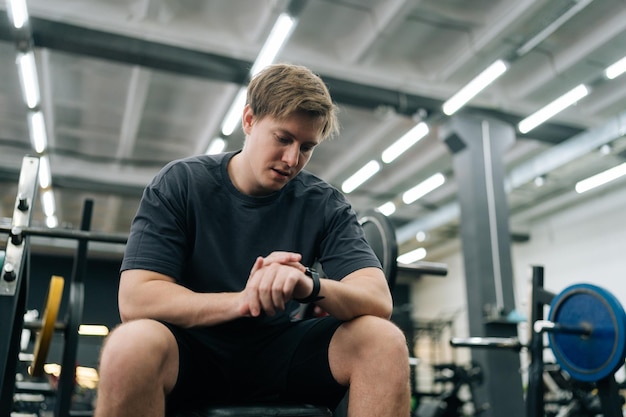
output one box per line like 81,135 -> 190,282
95,63 -> 410,417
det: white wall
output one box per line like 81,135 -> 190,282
409,183 -> 626,369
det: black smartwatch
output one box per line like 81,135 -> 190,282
294,267 -> 324,303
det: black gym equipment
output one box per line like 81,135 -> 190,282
0,156 -> 114,417
451,266 -> 626,417
414,362 -> 486,417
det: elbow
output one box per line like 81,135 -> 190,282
118,301 -> 134,323
118,289 -> 141,322
380,299 -> 393,320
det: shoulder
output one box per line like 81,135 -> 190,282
151,152 -> 233,187
290,170 -> 348,204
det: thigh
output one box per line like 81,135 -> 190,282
283,316 -> 347,410
163,323 -> 234,414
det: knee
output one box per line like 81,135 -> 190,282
340,315 -> 409,363
99,319 -> 176,373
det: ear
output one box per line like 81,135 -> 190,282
242,104 -> 254,135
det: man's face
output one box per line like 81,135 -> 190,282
239,105 -> 324,196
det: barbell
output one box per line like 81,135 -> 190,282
452,282 -> 626,384
534,283 -> 626,383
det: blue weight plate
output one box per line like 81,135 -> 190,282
548,283 -> 626,382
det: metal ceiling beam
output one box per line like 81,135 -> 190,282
0,14 -> 582,144
396,109 -> 626,244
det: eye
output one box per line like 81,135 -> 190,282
300,145 -> 315,154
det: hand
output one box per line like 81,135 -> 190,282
248,251 -> 305,276
239,252 -> 311,317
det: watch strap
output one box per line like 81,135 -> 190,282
294,267 -> 324,303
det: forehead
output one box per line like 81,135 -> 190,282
266,112 -> 325,143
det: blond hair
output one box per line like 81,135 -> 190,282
246,64 -> 339,141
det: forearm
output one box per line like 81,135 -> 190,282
313,268 -> 393,321
119,270 -> 244,328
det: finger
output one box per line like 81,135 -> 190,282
256,268 -> 276,316
263,251 -> 302,266
245,266 -> 263,317
249,256 -> 265,277
271,274 -> 291,312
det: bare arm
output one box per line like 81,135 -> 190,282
118,269 -> 246,327
314,267 -> 393,321
118,252 -> 307,327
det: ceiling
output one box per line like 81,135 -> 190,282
1,0 -> 625,260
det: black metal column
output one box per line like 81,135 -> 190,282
441,115 -> 524,417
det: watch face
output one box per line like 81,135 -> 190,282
305,267 -> 318,278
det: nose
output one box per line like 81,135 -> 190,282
282,143 -> 300,167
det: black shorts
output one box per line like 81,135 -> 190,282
163,316 -> 347,415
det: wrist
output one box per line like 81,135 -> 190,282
294,267 -> 324,303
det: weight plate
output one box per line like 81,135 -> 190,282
30,275 -> 65,377
358,209 -> 398,291
548,283 -> 626,382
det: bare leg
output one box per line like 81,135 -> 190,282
329,315 -> 411,417
94,319 -> 179,417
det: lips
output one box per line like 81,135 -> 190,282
273,167 -> 291,179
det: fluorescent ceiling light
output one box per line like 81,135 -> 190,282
397,248 -> 427,264
218,13 -> 296,138
17,52 -> 41,109
575,162 -> 626,194
402,173 -> 445,204
250,13 -> 296,77
8,0 -> 29,29
45,215 -> 58,228
41,189 -> 55,217
38,155 -> 51,188
381,122 -> 429,163
377,202 -> 396,216
341,160 -> 381,193
220,87 -> 247,137
518,84 -> 589,134
206,137 -> 226,155
28,111 -> 47,153
605,56 -> 626,80
78,325 -> 110,336
442,60 -> 509,116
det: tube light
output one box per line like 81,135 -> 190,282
41,189 -> 55,217
78,325 -> 110,336
442,60 -> 509,116
518,84 -> 589,134
17,52 -> 41,109
46,215 -> 58,228
377,202 -> 396,216
250,13 -> 296,77
381,122 -> 429,163
341,160 -> 381,194
575,162 -> 626,194
397,248 -> 427,264
8,0 -> 29,29
605,56 -> 626,80
38,155 -> 51,188
206,137 -> 226,155
218,13 -> 296,138
220,87 -> 247,137
27,111 -> 47,153
402,173 -> 445,204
